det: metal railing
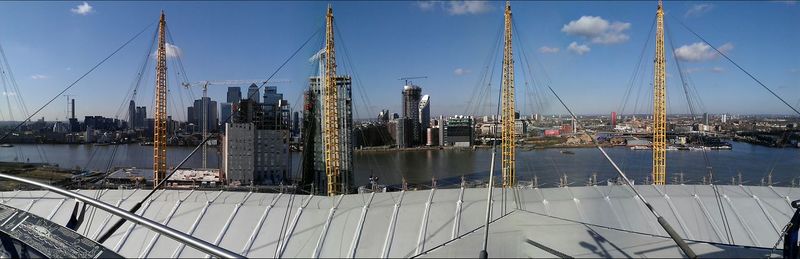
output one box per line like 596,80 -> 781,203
0,172 -> 244,258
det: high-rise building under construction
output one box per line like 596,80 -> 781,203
301,75 -> 353,195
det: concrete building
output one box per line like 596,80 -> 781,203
254,129 -> 290,185
222,89 -> 291,186
222,123 -> 254,184
442,115 -> 473,147
395,117 -> 413,148
427,127 -> 439,146
514,120 -> 527,136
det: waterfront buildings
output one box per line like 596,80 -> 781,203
221,88 -> 291,185
419,94 -> 430,139
441,115 -> 473,147
222,122 -> 254,184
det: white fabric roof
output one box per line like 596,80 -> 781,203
0,184 -> 796,258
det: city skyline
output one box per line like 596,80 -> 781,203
0,1 -> 798,122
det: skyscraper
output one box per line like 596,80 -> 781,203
262,86 -> 282,107
220,103 -> 233,126
227,86 -> 242,104
135,106 -> 147,130
402,84 -> 422,145
301,76 -> 353,194
247,83 -> 260,103
193,97 -> 218,132
419,94 -> 430,142
128,100 -> 136,129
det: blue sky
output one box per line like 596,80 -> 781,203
0,1 -> 798,122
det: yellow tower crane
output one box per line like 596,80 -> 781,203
323,5 -> 342,196
153,11 -> 168,188
501,1 -> 516,188
652,0 -> 667,185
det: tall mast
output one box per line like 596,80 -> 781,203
501,1 -> 516,188
323,5 -> 342,196
153,11 -> 168,188
652,0 -> 667,185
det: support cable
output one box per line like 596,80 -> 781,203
547,85 -> 697,258
0,21 -> 157,143
96,25 -> 321,244
671,14 -> 800,116
665,24 -> 735,244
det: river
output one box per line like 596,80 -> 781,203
0,142 -> 797,187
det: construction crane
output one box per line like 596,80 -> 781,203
181,79 -> 291,169
652,0 -> 667,185
398,76 -> 427,86
501,1 -> 516,188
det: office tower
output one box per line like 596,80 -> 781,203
135,106 -> 147,130
193,97 -> 218,132
187,106 -> 195,124
292,111 -> 300,137
442,115 -> 473,147
703,112 -> 709,125
220,103 -> 233,126
247,83 -> 260,103
227,86 -> 242,104
128,100 -> 136,129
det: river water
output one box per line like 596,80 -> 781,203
1,142 -> 797,187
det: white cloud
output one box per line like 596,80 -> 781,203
674,42 -> 733,62
71,2 -> 93,15
2,92 -> 16,96
567,42 -> 590,55
685,66 -> 725,74
685,67 -> 704,74
447,1 -> 491,15
538,46 -> 560,54
454,68 -> 470,76
416,1 -> 437,11
30,74 -> 48,80
771,1 -> 797,6
561,16 -> 631,44
685,4 -> 714,17
166,43 -> 181,58
153,43 -> 182,59
415,1 -> 491,15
